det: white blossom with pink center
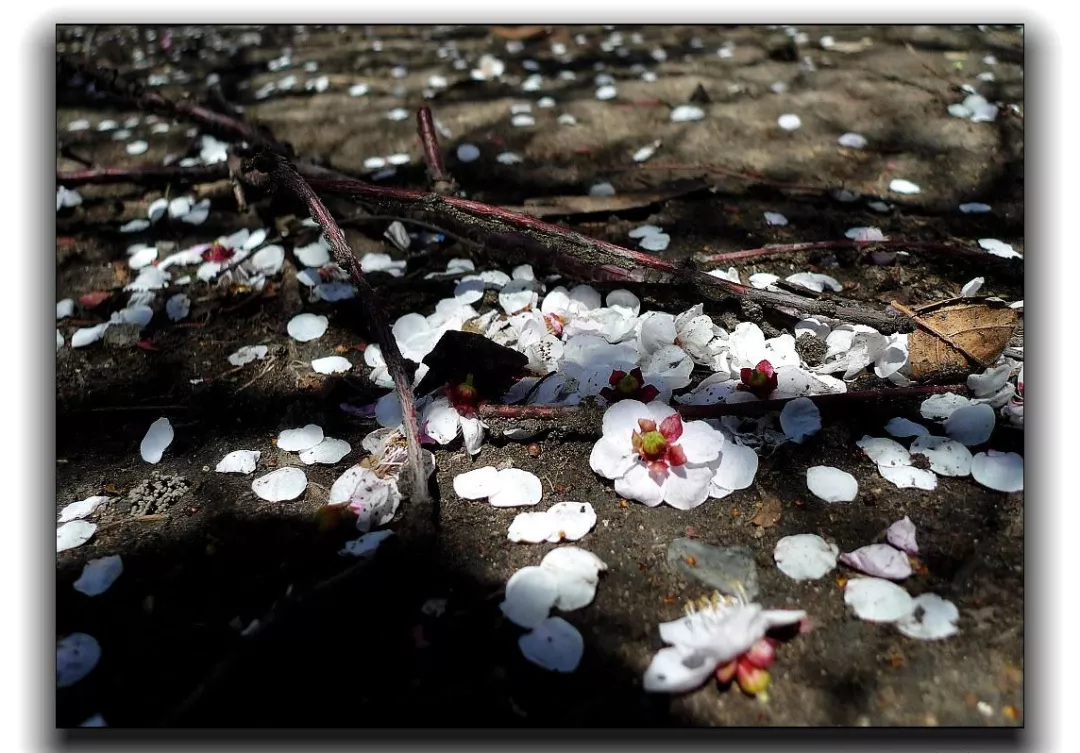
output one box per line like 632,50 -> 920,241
589,400 -> 724,509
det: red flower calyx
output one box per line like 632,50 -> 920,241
445,373 -> 479,415
600,367 -> 659,404
631,414 -> 687,477
738,359 -> 778,398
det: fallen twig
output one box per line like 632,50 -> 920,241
303,173 -> 908,333
695,239 -> 1013,266
478,384 -> 968,428
239,151 -> 430,511
56,163 -> 230,187
416,105 -> 455,195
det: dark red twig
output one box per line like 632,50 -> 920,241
416,106 -> 455,195
239,152 -> 429,510
695,239 -> 1014,266
304,175 -> 909,334
479,384 -> 969,426
56,163 -> 229,187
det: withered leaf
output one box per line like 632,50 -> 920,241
750,495 -> 783,529
413,330 -> 528,399
908,301 -> 1020,380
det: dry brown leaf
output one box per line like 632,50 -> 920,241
750,495 -> 783,529
907,301 -> 1020,380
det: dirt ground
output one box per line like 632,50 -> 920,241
55,24 -> 1024,728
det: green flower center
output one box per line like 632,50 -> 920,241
638,429 -> 667,459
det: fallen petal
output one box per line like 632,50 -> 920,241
774,533 -> 838,580
216,450 -> 260,475
971,450 -> 1023,492
277,424 -> 324,452
519,616 -> 584,672
886,516 -> 919,555
895,593 -> 960,640
73,555 -> 124,596
501,565 -> 559,628
251,467 -> 308,502
140,417 -> 174,463
839,544 -> 912,580
57,521 -> 97,552
57,633 -> 101,688
844,577 -> 915,622
489,468 -> 543,507
806,465 -> 858,502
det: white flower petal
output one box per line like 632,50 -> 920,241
57,521 -> 97,552
710,441 -> 758,494
423,397 -> 461,444
920,393 -> 975,421
777,113 -> 802,130
886,516 -> 920,555
879,464 -> 938,490
216,450 -> 260,474
856,435 -> 911,468
299,437 -> 352,465
910,435 -> 972,476
961,277 -> 985,296
589,437 -> 636,480
884,417 -> 929,438
971,450 -> 1023,492
677,420 -> 724,464
844,577 -> 915,622
228,345 -> 269,367
251,467 -> 308,501
73,555 -> 124,596
670,105 -> 705,122
459,414 -> 486,456
140,417 -> 173,463
311,356 -> 353,374
968,363 -> 1013,400
840,544 -> 912,580
455,464 -> 505,499
519,616 -> 585,672
614,462 -> 664,507
780,397 -> 821,443
57,633 -> 101,688
774,533 -> 838,580
978,238 -> 1021,259
489,468 -> 543,507
806,466 -> 858,502
71,323 -> 110,348
889,179 -> 921,195
895,593 -> 960,640
58,496 -> 109,522
287,313 -> 329,342
501,566 -> 559,628
660,465 -> 715,510
277,424 -> 324,452
499,279 -> 538,314
944,403 -> 996,446
642,645 -> 717,693
540,546 -> 607,611
340,529 -> 395,558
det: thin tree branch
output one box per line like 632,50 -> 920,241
695,239 -> 1017,266
303,174 -> 910,334
238,151 -> 430,514
56,163 -> 230,187
416,106 -> 455,195
478,384 -> 969,428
